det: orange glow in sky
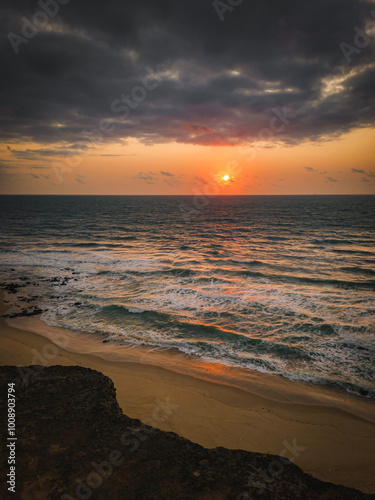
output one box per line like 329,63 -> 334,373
0,127 -> 374,195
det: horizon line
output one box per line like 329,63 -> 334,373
0,193 -> 375,197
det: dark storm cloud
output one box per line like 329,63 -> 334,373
1,0 -> 375,149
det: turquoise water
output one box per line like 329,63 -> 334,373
0,195 -> 374,396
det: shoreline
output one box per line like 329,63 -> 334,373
7,313 -> 375,422
1,293 -> 375,492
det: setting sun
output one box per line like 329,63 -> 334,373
222,175 -> 230,182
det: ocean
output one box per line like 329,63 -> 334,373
0,195 -> 374,397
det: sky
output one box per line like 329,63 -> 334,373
0,0 -> 375,195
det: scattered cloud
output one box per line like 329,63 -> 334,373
304,166 -> 328,175
159,170 -> 184,186
352,168 -> 375,180
194,176 -> 209,185
75,174 -> 88,184
352,168 -> 366,174
133,171 -> 159,184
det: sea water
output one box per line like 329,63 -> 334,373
0,195 -> 374,397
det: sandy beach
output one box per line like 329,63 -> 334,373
1,293 -> 375,494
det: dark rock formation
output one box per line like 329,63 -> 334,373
0,366 -> 373,500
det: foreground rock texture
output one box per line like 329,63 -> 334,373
0,366 -> 373,500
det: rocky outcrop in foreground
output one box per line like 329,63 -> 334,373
0,365 -> 373,500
